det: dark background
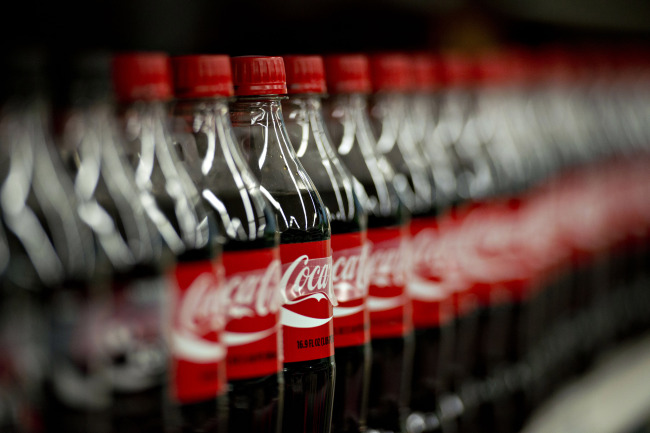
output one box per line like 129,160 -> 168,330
1,0 -> 648,55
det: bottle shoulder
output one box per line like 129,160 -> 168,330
230,98 -> 331,241
283,98 -> 366,233
322,97 -> 404,223
171,101 -> 278,249
0,107 -> 95,286
119,103 -> 213,255
369,95 -> 437,216
61,109 -> 165,272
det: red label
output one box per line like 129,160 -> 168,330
428,212 -> 477,318
280,239 -> 335,363
455,203 -> 532,306
366,226 -> 412,339
171,259 -> 226,403
222,247 -> 282,380
331,231 -> 370,348
408,218 -> 454,329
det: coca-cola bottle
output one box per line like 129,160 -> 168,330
170,54 -> 283,433
0,52 -> 97,432
425,52 -> 487,433
391,53 -> 458,433
50,52 -> 174,433
471,50 -> 557,433
410,54 -> 458,211
229,56 -> 336,433
112,53 -> 227,432
409,58 -> 479,433
322,54 -> 412,433
282,55 -> 370,433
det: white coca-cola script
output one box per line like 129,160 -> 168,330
173,271 -> 226,363
366,238 -> 409,288
332,244 -> 369,302
177,272 -> 225,334
223,259 -> 282,319
280,255 -> 337,305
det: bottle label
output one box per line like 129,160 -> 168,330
439,209 -> 482,317
222,247 -> 282,380
280,239 -> 335,363
366,226 -> 412,339
48,286 -> 111,414
105,274 -> 170,430
331,231 -> 370,348
454,203 -> 523,306
408,217 -> 454,329
171,259 -> 226,403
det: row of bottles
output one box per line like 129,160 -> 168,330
0,45 -> 648,433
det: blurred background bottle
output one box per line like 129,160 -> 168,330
283,54 -> 371,433
323,54 -> 413,433
230,55 -> 336,433
112,52 -> 227,433
170,54 -> 284,433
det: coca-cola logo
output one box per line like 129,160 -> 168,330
366,238 -> 409,288
332,244 -> 369,302
223,259 -> 282,319
176,272 -> 225,336
280,255 -> 337,305
410,228 -> 442,275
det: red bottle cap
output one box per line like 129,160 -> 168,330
440,52 -> 477,88
368,53 -> 412,93
323,54 -> 372,94
171,55 -> 234,99
541,47 -> 585,84
283,55 -> 327,95
231,56 -> 287,96
412,53 -> 441,92
112,52 -> 173,103
505,48 -> 536,85
474,50 -> 513,87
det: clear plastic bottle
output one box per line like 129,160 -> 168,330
0,52 -> 96,433
112,53 -> 227,433
403,53 -> 458,433
282,55 -> 370,433
229,56 -> 335,433
51,52 -> 173,433
428,52 -> 486,433
470,50 -> 550,433
322,54 -> 412,433
170,54 -> 283,433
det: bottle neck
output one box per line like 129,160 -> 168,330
285,93 -> 320,107
229,95 -> 296,182
284,94 -> 333,158
171,96 -> 279,247
120,99 -> 167,151
284,93 -> 366,232
60,101 -> 114,157
329,92 -> 368,112
58,101 -> 162,272
230,94 -> 330,237
119,99 -> 209,255
231,95 -> 287,109
408,92 -> 437,141
120,100 -> 184,190
0,95 -> 96,285
371,92 -> 438,216
171,97 -> 233,182
324,92 -> 407,225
